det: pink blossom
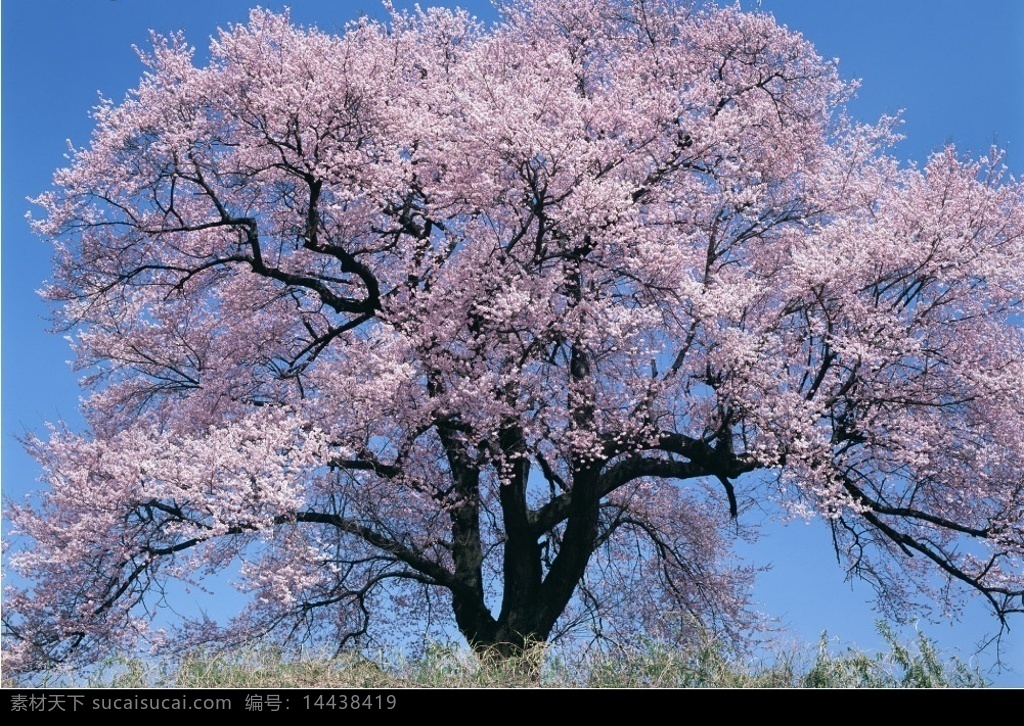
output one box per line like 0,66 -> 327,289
5,0 -> 1023,674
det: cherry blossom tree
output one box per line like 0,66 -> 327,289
5,0 -> 1024,674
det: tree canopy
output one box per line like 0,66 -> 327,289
5,0 -> 1024,674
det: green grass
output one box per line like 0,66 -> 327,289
6,623 -> 988,688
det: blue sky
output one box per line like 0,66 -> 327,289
3,0 -> 1023,683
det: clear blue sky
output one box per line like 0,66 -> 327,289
3,0 -> 1022,683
